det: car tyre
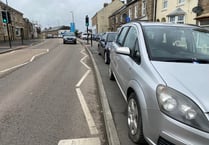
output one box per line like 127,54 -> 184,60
104,51 -> 110,64
108,66 -> 115,80
128,92 -> 147,144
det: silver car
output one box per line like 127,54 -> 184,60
109,22 -> 209,145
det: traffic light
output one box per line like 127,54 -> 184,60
1,11 -> 11,24
1,11 -> 7,23
85,15 -> 89,26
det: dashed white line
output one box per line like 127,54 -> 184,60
76,88 -> 99,135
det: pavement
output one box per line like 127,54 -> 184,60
0,39 -> 44,54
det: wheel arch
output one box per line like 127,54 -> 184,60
126,80 -> 149,135
126,80 -> 147,110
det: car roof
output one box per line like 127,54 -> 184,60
127,21 -> 199,28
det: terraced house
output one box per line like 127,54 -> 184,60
0,1 -> 35,41
109,0 -> 156,31
156,0 -> 197,24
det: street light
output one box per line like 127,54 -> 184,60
69,11 -> 75,32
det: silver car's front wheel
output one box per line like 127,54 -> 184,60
128,92 -> 147,144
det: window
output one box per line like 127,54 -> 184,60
162,0 -> 168,9
129,8 -> 132,20
168,15 -> 185,24
177,15 -> 184,24
16,28 -> 21,36
169,16 -> 175,23
178,0 -> 185,4
123,27 -> 140,63
134,5 -> 138,19
116,26 -> 130,46
142,0 -> 146,16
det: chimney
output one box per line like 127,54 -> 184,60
104,3 -> 108,7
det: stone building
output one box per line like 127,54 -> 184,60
92,0 -> 124,33
0,1 -> 34,41
195,0 -> 209,28
109,0 -> 156,31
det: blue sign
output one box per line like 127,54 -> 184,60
70,22 -> 75,32
125,16 -> 131,23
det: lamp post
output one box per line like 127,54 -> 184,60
69,11 -> 75,32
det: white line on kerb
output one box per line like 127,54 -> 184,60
76,88 -> 99,135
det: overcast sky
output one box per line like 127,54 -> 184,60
6,0 -> 112,31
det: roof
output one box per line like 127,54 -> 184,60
167,8 -> 186,17
195,13 -> 209,20
109,5 -> 126,17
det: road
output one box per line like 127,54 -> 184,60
0,39 -> 106,145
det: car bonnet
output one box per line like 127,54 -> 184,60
152,61 -> 209,112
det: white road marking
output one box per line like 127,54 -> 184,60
0,62 -> 29,73
58,137 -> 101,145
30,50 -> 49,62
76,88 -> 98,135
0,49 -> 49,73
80,50 -> 91,70
75,70 -> 91,88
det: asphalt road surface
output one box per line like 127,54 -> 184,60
0,39 -> 107,145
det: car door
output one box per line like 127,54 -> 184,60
117,26 -> 140,93
111,26 -> 130,89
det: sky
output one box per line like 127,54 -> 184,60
5,0 -> 112,32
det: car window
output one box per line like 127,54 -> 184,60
116,27 -> 130,46
124,27 -> 137,56
107,33 -> 117,42
143,26 -> 209,62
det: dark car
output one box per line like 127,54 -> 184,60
63,32 -> 77,44
98,32 -> 117,64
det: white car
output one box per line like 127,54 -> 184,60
81,33 -> 88,40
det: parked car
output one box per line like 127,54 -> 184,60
98,32 -> 117,64
81,33 -> 88,40
109,22 -> 209,145
63,32 -> 77,44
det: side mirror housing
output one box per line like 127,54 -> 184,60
115,47 -> 130,55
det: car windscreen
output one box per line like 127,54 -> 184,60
107,33 -> 117,42
64,32 -> 75,36
143,26 -> 209,63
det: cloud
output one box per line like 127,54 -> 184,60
7,0 -> 112,31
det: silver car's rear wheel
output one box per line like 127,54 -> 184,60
128,92 -> 147,144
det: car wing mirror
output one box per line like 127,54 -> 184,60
115,47 -> 130,55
